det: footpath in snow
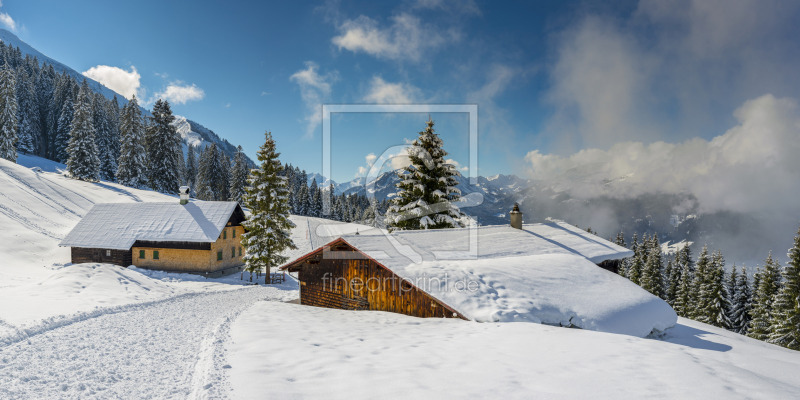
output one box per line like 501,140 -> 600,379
0,285 -> 296,399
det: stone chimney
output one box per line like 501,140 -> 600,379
510,202 -> 522,229
179,186 -> 190,205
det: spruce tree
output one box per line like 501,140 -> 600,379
241,131 -> 297,284
16,74 -> 37,154
769,227 -> 800,350
629,234 -> 645,286
665,256 -> 679,306
54,95 -> 74,163
386,118 -> 466,230
185,144 -> 197,190
641,234 -> 665,298
700,250 -> 731,329
675,261 -> 694,318
116,96 -> 147,187
229,145 -> 249,205
145,99 -> 182,193
0,61 -> 18,162
66,80 -> 99,181
748,253 -> 782,341
730,266 -> 752,335
308,178 -> 321,217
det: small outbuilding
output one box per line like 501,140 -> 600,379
60,196 -> 247,274
282,216 -> 678,337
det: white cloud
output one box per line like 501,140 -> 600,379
0,1 -> 16,32
525,94 -> 800,218
332,13 -> 458,62
363,76 -> 421,104
290,62 -> 337,138
82,65 -> 141,100
153,82 -> 205,105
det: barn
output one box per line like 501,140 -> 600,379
282,215 -> 678,337
59,193 -> 246,274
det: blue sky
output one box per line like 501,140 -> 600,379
2,0 -> 800,184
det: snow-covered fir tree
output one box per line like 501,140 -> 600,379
65,80 -> 99,181
628,234 -> 645,285
36,64 -> 55,156
673,245 -> 694,318
748,253 -> 782,341
241,131 -> 297,284
15,70 -> 37,154
145,99 -> 181,193
308,179 -> 321,217
116,96 -> 147,187
729,265 -> 752,335
229,145 -> 249,205
185,144 -> 197,190
106,97 -> 121,170
769,226 -> 800,350
0,61 -> 18,162
641,234 -> 664,298
665,256 -> 679,306
196,143 -> 230,201
700,250 -> 731,329
54,95 -> 74,163
386,118 -> 466,230
93,93 -> 116,181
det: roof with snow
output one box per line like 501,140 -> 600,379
59,201 -> 243,250
284,221 -> 677,337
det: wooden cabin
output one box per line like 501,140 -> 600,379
282,238 -> 465,319
60,199 -> 246,274
281,219 -> 634,321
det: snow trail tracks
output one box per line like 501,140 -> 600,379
0,285 -> 292,399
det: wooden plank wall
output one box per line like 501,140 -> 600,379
71,247 -> 132,266
298,253 -> 461,319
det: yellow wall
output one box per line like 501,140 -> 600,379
133,225 -> 245,272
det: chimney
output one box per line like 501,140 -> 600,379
179,186 -> 190,205
510,202 -> 523,229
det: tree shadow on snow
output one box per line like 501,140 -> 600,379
657,323 -> 733,352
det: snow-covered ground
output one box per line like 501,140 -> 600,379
229,303 -> 800,399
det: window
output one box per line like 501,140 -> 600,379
223,230 -> 227,239
106,250 -> 111,257
153,250 -> 159,260
238,247 -> 242,257
231,247 -> 235,258
217,251 -> 223,261
232,228 -> 236,238
139,250 -> 145,259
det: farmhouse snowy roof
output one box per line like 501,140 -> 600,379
284,221 -> 677,337
59,201 -> 242,250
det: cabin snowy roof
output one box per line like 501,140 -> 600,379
59,201 -> 242,250
284,221 -> 676,337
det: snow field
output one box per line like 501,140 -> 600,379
229,303 -> 800,399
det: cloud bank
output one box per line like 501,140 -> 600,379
82,65 -> 141,100
544,0 -> 800,151
527,94 -> 800,216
